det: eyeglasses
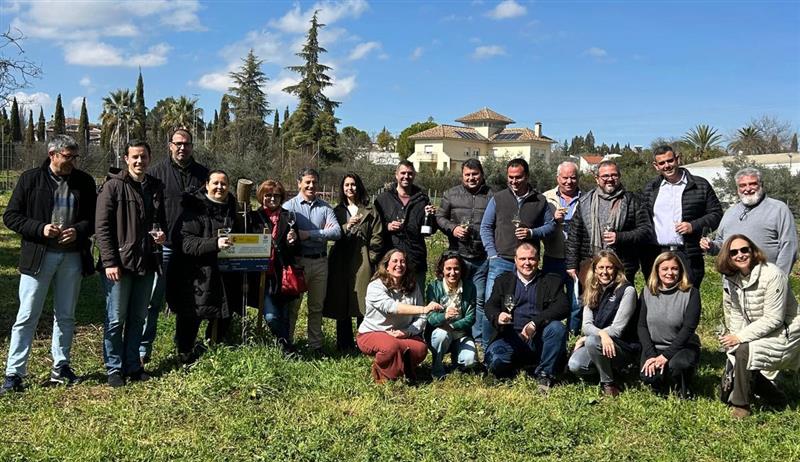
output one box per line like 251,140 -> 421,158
729,246 -> 751,257
56,152 -> 80,161
264,194 -> 282,199
598,174 -> 619,180
170,141 -> 192,147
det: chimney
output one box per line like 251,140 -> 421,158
534,121 -> 542,138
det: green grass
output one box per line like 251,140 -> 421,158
1,192 -> 800,461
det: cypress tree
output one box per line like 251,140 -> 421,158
791,133 -> 798,153
54,94 -> 66,135
585,130 -> 596,152
134,68 -> 147,140
37,107 -> 46,141
25,109 -> 34,144
77,97 -> 90,147
283,106 -> 289,131
272,110 -> 280,141
10,97 -> 23,142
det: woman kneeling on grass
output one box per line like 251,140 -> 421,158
357,249 -> 443,383
717,234 -> 800,419
425,252 -> 477,379
568,250 -> 640,397
638,252 -> 701,398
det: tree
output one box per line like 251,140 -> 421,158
396,120 -> 437,159
9,96 -> 21,141
283,106 -> 289,130
338,125 -> 371,161
227,49 -> 271,153
53,94 -> 66,135
750,115 -> 793,149
728,126 -> 764,155
36,106 -> 45,141
585,130 -> 596,152
211,95 -> 231,149
682,124 -> 723,161
0,28 -> 42,101
272,111 -> 280,142
376,126 -> 394,152
100,89 -> 136,156
133,69 -> 147,140
161,95 -> 202,135
77,97 -> 89,147
791,133 -> 798,153
25,109 -> 33,144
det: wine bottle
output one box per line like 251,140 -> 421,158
421,210 -> 434,236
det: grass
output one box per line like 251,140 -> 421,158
1,192 -> 800,461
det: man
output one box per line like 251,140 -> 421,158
483,242 -> 569,391
565,160 -> 651,283
141,128 -> 208,364
479,158 -> 554,346
283,168 -> 341,353
542,161 -> 582,335
96,140 -> 165,387
1,135 -> 97,395
640,145 -> 722,287
374,160 -> 436,290
701,167 -> 797,275
436,159 -> 493,347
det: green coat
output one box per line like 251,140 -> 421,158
425,279 -> 476,333
323,203 -> 383,319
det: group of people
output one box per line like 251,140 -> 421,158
2,132 -> 798,419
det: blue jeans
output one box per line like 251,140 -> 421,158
483,257 -> 515,347
264,294 -> 291,345
103,271 -> 154,375
5,251 -> 82,377
429,328 -> 477,377
542,256 -> 581,335
462,257 -> 489,348
484,321 -> 568,378
140,245 -> 172,361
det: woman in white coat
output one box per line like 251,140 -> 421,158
717,234 -> 800,418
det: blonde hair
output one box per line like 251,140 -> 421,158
646,252 -> 692,294
582,250 -> 627,309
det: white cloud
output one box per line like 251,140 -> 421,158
410,46 -> 424,60
487,0 -> 527,20
348,41 -> 380,61
5,91 -> 52,114
70,97 -> 84,114
270,0 -> 369,34
585,47 -> 608,58
196,72 -> 234,92
64,42 -> 170,67
473,45 -> 507,59
79,77 -> 92,87
323,75 -> 357,100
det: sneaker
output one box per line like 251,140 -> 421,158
537,375 -> 555,393
49,365 -> 79,386
127,369 -> 151,382
0,374 -> 24,395
601,382 -> 621,398
107,372 -> 125,388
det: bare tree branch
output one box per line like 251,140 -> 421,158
0,27 -> 43,103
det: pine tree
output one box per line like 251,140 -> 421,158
227,49 -> 271,153
561,140 -> 569,157
585,130 -> 596,152
283,106 -> 289,131
25,109 -> 34,144
9,97 -> 22,142
77,97 -> 90,147
791,133 -> 798,153
54,94 -> 66,135
133,68 -> 147,140
37,107 -> 46,141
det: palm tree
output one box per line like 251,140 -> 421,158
160,96 -> 203,136
728,126 -> 764,155
683,124 -> 723,161
100,89 -> 137,166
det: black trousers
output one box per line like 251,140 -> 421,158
640,347 -> 699,395
336,316 -> 364,350
175,311 -> 231,354
640,246 -> 705,288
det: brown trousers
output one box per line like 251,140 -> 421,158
356,332 -> 427,382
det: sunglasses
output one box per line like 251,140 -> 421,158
729,246 -> 751,257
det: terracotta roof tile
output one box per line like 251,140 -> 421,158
455,107 -> 515,124
409,125 -> 489,141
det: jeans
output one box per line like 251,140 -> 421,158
5,251 -> 82,377
429,329 -> 477,377
462,257 -> 489,348
140,245 -> 172,361
542,256 -> 581,335
568,335 -> 636,384
264,294 -> 291,346
103,271 -> 154,375
484,321 -> 568,378
483,257 -> 515,347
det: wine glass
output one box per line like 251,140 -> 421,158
222,216 -> 233,235
52,214 -> 65,229
286,210 -> 296,227
395,210 -> 405,228
503,295 -> 515,313
511,212 -> 521,229
149,223 -> 162,254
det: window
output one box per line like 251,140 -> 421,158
424,145 -> 433,154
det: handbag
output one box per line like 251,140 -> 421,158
281,264 -> 307,297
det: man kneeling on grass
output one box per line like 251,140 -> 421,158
484,242 -> 569,391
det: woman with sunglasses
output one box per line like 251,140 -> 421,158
425,252 -> 477,379
323,173 -> 383,352
638,252 -> 701,398
716,234 -> 800,418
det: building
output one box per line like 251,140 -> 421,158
683,153 -> 800,181
46,117 -> 101,145
407,107 -> 556,172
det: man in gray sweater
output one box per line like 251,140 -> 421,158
701,167 -> 797,275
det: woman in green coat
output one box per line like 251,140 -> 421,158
324,173 -> 383,352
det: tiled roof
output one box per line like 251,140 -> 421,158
581,155 -> 604,164
455,107 -> 515,124
489,128 -> 556,144
409,125 -> 489,141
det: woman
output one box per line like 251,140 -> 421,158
357,249 -> 443,383
717,234 -> 800,418
248,179 -> 298,353
568,250 -> 639,397
323,173 -> 383,352
638,252 -> 701,398
425,252 -> 477,379
168,170 -> 239,363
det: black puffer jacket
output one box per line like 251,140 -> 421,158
640,168 -> 722,258
435,183 -> 493,259
374,183 -> 433,272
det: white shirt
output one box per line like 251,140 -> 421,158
653,173 -> 687,245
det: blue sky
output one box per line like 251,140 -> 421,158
2,0 -> 799,147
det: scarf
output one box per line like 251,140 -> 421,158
590,186 -> 625,252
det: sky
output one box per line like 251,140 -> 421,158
2,0 -> 799,148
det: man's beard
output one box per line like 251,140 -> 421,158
739,189 -> 764,206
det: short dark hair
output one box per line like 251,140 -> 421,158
206,169 -> 228,183
125,139 -> 151,156
338,173 -> 369,206
170,128 -> 193,143
435,251 -> 464,280
506,158 -> 529,176
462,158 -> 485,176
296,167 -> 320,182
396,160 -> 415,171
515,241 -> 539,258
596,159 -> 619,174
653,145 -> 674,157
